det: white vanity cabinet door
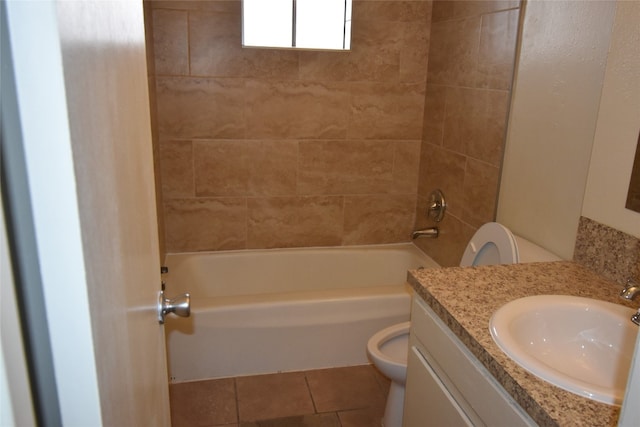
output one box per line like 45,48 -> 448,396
404,346 -> 476,427
404,297 -> 537,427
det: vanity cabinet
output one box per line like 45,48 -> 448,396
403,297 -> 536,427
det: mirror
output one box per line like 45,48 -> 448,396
242,0 -> 352,50
625,131 -> 640,213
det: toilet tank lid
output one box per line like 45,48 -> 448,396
513,235 -> 561,263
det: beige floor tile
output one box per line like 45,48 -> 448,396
370,366 -> 391,396
236,372 -> 316,422
169,378 -> 237,427
240,413 -> 340,427
306,365 -> 387,413
338,407 -> 386,427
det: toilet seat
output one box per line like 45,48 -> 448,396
367,322 -> 410,383
460,222 -> 518,267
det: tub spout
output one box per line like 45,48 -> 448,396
412,227 -> 439,239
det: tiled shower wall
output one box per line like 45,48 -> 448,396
147,0 -> 432,252
146,0 -> 521,257
413,1 -> 521,266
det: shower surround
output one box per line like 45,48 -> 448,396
145,0 -> 521,259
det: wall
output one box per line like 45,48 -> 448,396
496,0 -> 617,260
148,0 -> 432,252
581,0 -> 640,240
413,0 -> 521,266
574,0 -> 640,285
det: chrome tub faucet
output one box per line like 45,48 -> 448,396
411,227 -> 439,239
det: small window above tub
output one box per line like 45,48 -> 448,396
242,0 -> 352,50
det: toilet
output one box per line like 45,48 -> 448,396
366,222 -> 560,427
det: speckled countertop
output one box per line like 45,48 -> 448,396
407,261 -> 640,427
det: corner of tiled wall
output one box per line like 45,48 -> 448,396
414,0 -> 521,267
573,216 -> 640,285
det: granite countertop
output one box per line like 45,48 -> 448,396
407,260 -> 640,427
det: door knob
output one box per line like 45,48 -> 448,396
158,290 -> 190,324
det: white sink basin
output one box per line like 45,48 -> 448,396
490,295 -> 638,405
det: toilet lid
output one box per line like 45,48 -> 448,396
460,222 -> 519,267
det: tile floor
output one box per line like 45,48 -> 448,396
169,365 -> 390,427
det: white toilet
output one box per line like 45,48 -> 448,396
366,222 -> 560,427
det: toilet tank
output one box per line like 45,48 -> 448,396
513,235 -> 561,263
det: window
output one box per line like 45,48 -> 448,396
242,0 -> 352,50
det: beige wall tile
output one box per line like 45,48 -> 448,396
443,87 -> 510,166
150,0 -> 241,12
297,139 -> 420,196
160,140 -> 194,198
453,1 -> 518,20
189,7 -> 299,79
242,49 -> 299,80
194,140 -> 297,197
432,0 -> 519,23
392,140 -> 422,194
246,140 -> 298,196
152,9 -> 188,76
431,0 -> 455,23
427,16 -> 481,86
245,80 -> 349,139
400,21 -> 431,83
476,9 -> 519,90
422,84 -> 447,146
399,1 -> 433,23
156,77 -> 245,139
418,143 -> 466,216
343,194 -> 416,245
298,140 -> 396,195
164,198 -> 246,252
247,196 -> 343,248
188,8 -> 244,77
194,140 -> 247,196
349,82 -> 425,139
462,159 -> 500,227
352,1 -> 402,22
299,1 -> 431,84
298,51 -> 351,82
348,18 -> 402,82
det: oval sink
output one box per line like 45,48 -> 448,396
490,295 -> 638,405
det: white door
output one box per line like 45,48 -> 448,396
3,1 -> 171,425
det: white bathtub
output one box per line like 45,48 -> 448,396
163,243 -> 439,382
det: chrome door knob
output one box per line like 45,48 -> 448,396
158,290 -> 190,324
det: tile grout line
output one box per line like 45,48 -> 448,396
304,371 -> 320,415
233,377 -> 241,426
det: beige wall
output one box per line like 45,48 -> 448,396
582,0 -> 640,239
413,0 -> 521,266
497,0 -> 617,259
148,0 -> 432,252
